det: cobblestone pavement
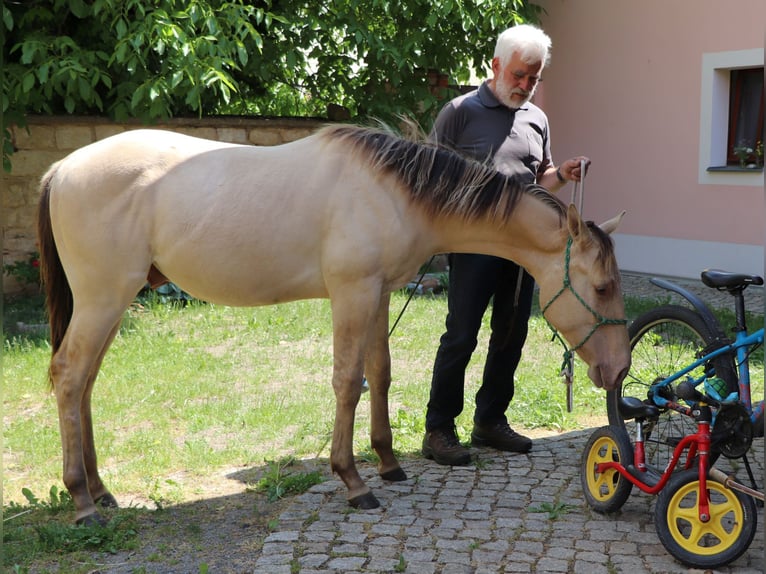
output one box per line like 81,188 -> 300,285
254,273 -> 765,574
620,272 -> 764,316
256,434 -> 763,574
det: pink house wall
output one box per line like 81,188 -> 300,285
535,0 -> 764,278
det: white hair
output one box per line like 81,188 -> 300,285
494,24 -> 551,67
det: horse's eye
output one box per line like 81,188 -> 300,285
595,284 -> 610,296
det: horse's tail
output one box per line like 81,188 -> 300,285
37,163 -> 73,379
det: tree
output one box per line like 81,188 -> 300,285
2,0 -> 542,170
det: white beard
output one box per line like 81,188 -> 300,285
494,75 -> 536,109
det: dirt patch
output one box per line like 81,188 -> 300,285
26,458 -> 333,573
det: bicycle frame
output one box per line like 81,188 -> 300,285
645,275 -> 764,427
597,408 -> 714,519
646,327 -> 764,425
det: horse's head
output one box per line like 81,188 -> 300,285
537,205 -> 630,391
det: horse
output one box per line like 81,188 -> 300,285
37,124 -> 630,525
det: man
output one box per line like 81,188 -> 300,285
422,24 -> 589,466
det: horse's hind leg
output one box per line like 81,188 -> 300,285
365,294 -> 406,482
52,307 -> 124,525
80,322 -> 122,511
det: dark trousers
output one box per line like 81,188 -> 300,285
425,253 -> 535,431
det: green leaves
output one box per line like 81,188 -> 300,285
3,0 -> 543,171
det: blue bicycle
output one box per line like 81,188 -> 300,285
606,269 -> 764,480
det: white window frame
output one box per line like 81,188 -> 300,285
698,48 -> 764,187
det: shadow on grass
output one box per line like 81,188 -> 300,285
7,430 -> 595,573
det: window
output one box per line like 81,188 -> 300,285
699,49 -> 763,186
726,67 -> 764,166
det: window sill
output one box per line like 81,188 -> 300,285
707,165 -> 764,173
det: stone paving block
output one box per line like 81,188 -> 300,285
402,547 -> 436,562
536,557 -> 571,572
511,540 -> 545,555
440,562 -> 474,573
404,561 -> 437,574
299,553 -> 329,568
572,561 -> 611,574
326,556 -> 366,570
502,562 -> 532,573
365,557 -> 401,571
545,545 -> 576,560
472,549 -> 505,565
264,530 -> 299,543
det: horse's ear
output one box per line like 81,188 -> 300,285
566,203 -> 585,238
598,210 -> 626,235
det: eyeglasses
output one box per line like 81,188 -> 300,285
512,71 -> 542,86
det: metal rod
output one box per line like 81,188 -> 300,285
570,159 -> 586,214
709,467 -> 765,501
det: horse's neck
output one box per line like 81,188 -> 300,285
429,196 -> 565,276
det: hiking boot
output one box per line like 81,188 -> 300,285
422,427 -> 471,466
471,421 -> 532,453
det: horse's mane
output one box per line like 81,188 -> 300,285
320,124 -> 617,266
319,123 -> 568,224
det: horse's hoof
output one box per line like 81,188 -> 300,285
76,512 -> 108,527
380,467 -> 407,482
95,493 -> 119,508
348,491 -> 380,509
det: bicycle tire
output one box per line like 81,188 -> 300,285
654,469 -> 758,569
580,425 -> 634,513
606,305 -> 736,472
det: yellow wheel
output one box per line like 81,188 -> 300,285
655,469 -> 758,568
580,426 -> 633,513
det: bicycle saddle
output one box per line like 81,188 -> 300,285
701,269 -> 764,290
618,396 -> 660,420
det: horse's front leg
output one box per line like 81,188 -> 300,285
365,293 -> 406,482
328,286 -> 381,509
330,372 -> 377,508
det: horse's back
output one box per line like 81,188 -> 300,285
44,128 -> 423,306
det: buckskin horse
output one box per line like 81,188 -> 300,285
37,124 -> 630,525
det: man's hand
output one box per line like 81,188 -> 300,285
557,156 -> 591,182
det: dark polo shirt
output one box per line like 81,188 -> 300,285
430,81 -> 553,184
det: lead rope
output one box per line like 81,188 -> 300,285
540,236 -> 627,411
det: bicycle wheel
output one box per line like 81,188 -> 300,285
606,305 -> 736,472
655,469 -> 758,569
580,425 -> 634,513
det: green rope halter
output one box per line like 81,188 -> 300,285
540,236 -> 628,375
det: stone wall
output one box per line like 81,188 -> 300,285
1,115 -> 327,294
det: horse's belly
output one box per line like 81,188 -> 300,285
157,260 -> 329,306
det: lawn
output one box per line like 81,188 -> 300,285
3,289 -> 630,507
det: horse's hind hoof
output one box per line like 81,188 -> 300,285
76,512 -> 108,527
95,493 -> 119,508
349,491 -> 380,509
380,467 -> 407,482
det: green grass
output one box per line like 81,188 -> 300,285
3,287 -> 763,570
5,289 -> 762,506
251,457 -> 326,502
3,486 -> 140,570
2,291 -> 622,509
